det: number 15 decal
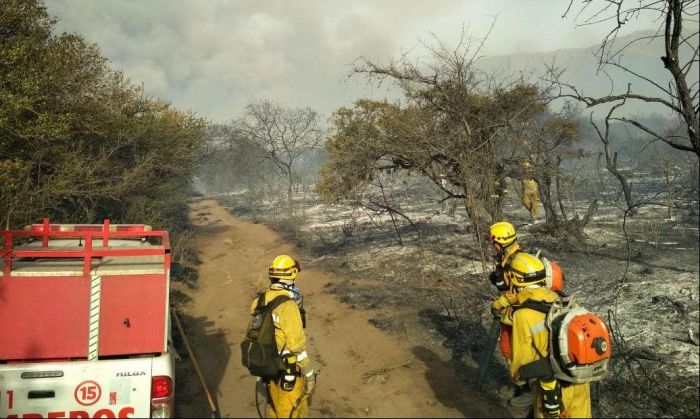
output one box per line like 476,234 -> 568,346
75,380 -> 102,406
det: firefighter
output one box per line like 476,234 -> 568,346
505,252 -> 591,418
251,255 -> 316,418
487,221 -> 533,408
521,161 -> 540,220
487,221 -> 521,293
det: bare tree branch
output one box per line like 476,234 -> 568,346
557,0 -> 699,156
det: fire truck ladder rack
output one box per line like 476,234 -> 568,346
1,218 -> 171,279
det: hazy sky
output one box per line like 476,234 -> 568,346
47,1 -> 657,123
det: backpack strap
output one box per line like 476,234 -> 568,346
518,299 -> 551,314
266,295 -> 292,311
515,299 -> 551,361
501,247 -> 522,268
256,292 -> 292,312
260,294 -> 294,366
255,292 -> 267,311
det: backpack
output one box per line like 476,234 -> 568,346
541,257 -> 564,293
503,250 -> 564,293
517,296 -> 612,384
240,293 -> 291,379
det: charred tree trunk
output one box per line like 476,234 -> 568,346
538,173 -> 560,227
590,104 -> 637,214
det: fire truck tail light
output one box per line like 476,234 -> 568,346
151,376 -> 173,418
151,376 -> 172,399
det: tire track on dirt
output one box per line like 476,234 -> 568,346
174,198 -> 508,417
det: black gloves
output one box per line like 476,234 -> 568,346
489,269 -> 508,292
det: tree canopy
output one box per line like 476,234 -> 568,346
0,0 -> 207,229
317,35 -> 584,228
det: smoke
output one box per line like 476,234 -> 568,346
46,0 -> 661,122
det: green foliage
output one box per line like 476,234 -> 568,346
319,100 -> 401,201
318,35 -> 587,226
0,0 -> 206,233
317,84 -> 553,222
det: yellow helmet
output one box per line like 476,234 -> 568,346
505,252 -> 546,287
269,254 -> 301,281
488,221 -> 517,246
522,161 -> 534,171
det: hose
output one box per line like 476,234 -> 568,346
288,393 -> 307,419
288,372 -> 318,419
475,314 -> 502,390
254,379 -> 264,419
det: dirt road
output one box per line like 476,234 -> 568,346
173,198 -> 509,418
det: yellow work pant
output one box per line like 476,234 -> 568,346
529,381 -> 591,418
266,377 -> 308,418
522,192 -> 539,219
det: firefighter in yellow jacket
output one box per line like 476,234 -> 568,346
487,221 -> 521,361
521,161 -> 540,220
487,221 -> 533,408
251,255 -> 316,418
505,252 -> 591,418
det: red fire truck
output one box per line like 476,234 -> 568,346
0,219 -> 176,418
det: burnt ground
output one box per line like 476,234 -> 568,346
213,179 -> 699,418
172,198 -> 509,418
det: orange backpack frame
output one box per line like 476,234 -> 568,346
542,256 -> 564,293
518,296 -> 612,383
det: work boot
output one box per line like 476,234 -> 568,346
508,386 -> 534,408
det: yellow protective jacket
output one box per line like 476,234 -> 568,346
249,286 -> 312,374
522,179 -> 540,219
522,178 -> 539,193
250,285 -> 313,418
509,287 -> 591,418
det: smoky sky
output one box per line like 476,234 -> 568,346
46,0 -> 656,123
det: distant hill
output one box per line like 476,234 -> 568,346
476,30 -> 698,117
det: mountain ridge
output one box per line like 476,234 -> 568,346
475,29 -> 697,116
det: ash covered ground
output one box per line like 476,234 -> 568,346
215,174 -> 699,418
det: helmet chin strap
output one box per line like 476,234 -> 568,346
502,241 -> 517,250
279,280 -> 295,289
270,278 -> 295,289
